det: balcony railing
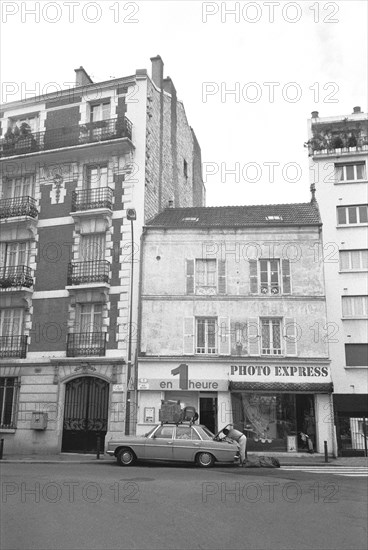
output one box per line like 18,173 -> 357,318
66,332 -> 106,357
0,196 -> 38,219
0,117 -> 133,158
0,335 -> 28,358
71,187 -> 113,212
67,260 -> 110,286
306,133 -> 368,156
0,266 -> 33,289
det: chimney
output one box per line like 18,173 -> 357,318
353,106 -> 362,114
168,199 -> 174,208
163,77 -> 176,97
311,111 -> 319,119
74,66 -> 93,87
150,55 -> 164,88
310,183 -> 316,203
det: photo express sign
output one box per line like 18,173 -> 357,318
137,363 -> 330,391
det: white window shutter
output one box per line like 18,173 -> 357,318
218,317 -> 230,355
183,317 -> 195,354
218,260 -> 226,294
186,260 -> 194,295
249,260 -> 258,294
247,318 -> 260,355
0,243 -> 6,267
282,259 -> 291,294
284,318 -> 298,356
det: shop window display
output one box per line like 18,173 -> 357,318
231,392 -> 316,452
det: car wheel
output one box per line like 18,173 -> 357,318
116,448 -> 136,466
196,452 -> 215,468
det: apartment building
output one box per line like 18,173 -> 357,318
307,107 -> 368,455
137,201 -> 334,455
0,55 -> 205,454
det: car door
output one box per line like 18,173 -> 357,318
144,425 -> 175,461
172,425 -> 202,462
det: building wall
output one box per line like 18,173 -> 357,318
308,114 -> 368,395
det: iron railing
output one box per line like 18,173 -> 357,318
0,265 -> 33,289
0,196 -> 38,219
0,336 -> 28,358
67,260 -> 110,286
66,332 -> 106,357
307,135 -> 368,156
0,117 -> 133,158
71,187 -> 113,212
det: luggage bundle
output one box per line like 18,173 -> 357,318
159,400 -> 183,423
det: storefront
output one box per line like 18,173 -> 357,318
136,359 -> 334,454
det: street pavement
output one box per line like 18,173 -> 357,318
1,461 -> 367,550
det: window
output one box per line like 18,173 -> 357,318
342,296 -> 368,318
0,309 -> 24,337
90,101 -> 110,122
345,344 -> 368,367
154,426 -> 174,439
250,259 -> 291,294
79,234 -> 105,261
261,319 -> 282,355
337,205 -> 368,225
196,317 -> 217,354
0,377 -> 19,429
175,426 -> 200,440
9,115 -> 39,134
196,259 -> 216,289
0,242 -> 30,267
340,250 -> 368,271
335,162 -> 366,182
2,175 -> 34,199
85,165 -> 108,190
186,259 -> 226,295
78,304 -> 103,333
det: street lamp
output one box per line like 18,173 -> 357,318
125,208 -> 136,435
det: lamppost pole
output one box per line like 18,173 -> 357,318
125,209 -> 136,435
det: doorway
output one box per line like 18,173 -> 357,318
62,376 -> 109,453
199,396 -> 218,434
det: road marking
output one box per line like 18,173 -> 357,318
281,466 -> 368,478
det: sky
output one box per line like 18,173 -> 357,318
1,0 -> 367,206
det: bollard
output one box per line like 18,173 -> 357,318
324,440 -> 328,463
0,438 -> 4,460
96,433 -> 101,460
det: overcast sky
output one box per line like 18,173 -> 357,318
1,0 -> 367,206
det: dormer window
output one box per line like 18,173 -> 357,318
265,215 -> 283,221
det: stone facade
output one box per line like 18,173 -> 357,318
0,56 -> 205,454
137,206 -> 335,455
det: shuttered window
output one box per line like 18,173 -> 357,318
249,259 -> 291,294
261,319 -> 282,355
342,296 -> 368,318
340,250 -> 368,271
0,377 -> 19,429
185,259 -> 226,295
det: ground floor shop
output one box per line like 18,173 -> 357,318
333,394 -> 368,456
136,358 -> 334,454
0,359 -> 127,455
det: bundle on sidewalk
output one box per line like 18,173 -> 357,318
243,456 -> 280,468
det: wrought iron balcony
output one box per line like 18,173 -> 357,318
0,117 -> 133,158
66,332 -> 106,357
0,266 -> 33,289
0,335 -> 28,358
71,187 -> 113,212
0,196 -> 38,219
67,260 -> 110,286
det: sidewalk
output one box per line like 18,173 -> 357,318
1,452 -> 367,466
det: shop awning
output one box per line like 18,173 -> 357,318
229,381 -> 334,393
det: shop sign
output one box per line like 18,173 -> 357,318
230,365 -> 329,378
138,364 -> 228,391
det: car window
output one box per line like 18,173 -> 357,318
154,426 -> 174,439
175,426 -> 201,440
196,426 -> 215,440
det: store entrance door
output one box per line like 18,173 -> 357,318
199,396 -> 217,434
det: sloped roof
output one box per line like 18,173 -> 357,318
146,202 -> 321,229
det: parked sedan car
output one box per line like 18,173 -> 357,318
106,423 -> 240,468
